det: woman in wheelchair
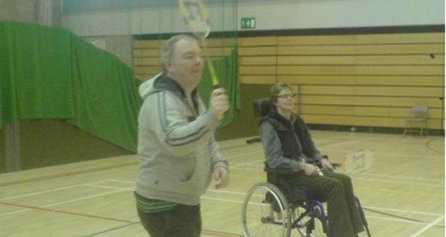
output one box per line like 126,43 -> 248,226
258,83 -> 365,237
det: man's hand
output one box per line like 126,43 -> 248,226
209,88 -> 229,122
213,167 -> 229,189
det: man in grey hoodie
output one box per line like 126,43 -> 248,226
134,34 -> 230,237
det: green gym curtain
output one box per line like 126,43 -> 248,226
0,22 -> 73,126
0,21 -> 141,151
67,33 -> 141,151
198,46 -> 240,128
0,21 -> 240,151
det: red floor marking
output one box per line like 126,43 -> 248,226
0,161 -> 138,187
0,201 -> 136,223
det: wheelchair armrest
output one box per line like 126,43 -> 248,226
263,156 -> 342,174
316,155 -> 342,169
264,166 -> 295,175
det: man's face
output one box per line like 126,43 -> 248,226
166,39 -> 204,88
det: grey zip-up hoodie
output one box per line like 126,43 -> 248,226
135,73 -> 228,205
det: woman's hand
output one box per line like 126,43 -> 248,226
301,163 -> 322,176
320,158 -> 334,170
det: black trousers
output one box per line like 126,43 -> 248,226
287,170 -> 364,237
137,202 -> 201,237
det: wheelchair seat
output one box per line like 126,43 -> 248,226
264,162 -> 320,204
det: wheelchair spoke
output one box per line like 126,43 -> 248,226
242,183 -> 369,237
242,182 -> 292,237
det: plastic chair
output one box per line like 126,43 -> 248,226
403,106 -> 428,136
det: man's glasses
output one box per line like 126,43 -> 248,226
278,94 -> 297,99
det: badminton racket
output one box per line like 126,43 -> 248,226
179,0 -> 220,88
343,149 -> 375,174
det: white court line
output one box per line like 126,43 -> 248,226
360,173 -> 444,183
207,190 -> 444,217
6,179 -> 438,227
230,166 -> 443,188
357,215 -> 443,226
0,189 -> 125,217
354,177 -> 444,188
208,189 -> 249,195
108,179 -> 135,184
97,180 -> 444,218
409,215 -> 444,237
83,183 -> 133,190
106,180 -> 446,227
201,196 -> 243,204
315,135 -> 353,142
0,180 -> 112,201
0,184 -> 85,201
316,139 -> 356,148
328,148 -> 441,159
362,206 -> 443,217
207,190 -> 443,217
34,188 -> 126,208
201,196 -> 444,226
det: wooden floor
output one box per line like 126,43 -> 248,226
0,131 -> 444,237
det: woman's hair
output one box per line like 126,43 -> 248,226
270,82 -> 292,103
160,34 -> 197,73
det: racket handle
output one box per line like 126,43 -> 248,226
207,61 -> 220,88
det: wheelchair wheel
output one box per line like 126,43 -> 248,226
241,182 -> 292,237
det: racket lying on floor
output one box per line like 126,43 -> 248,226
343,149 -> 375,174
179,0 -> 220,88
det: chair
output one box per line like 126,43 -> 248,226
403,105 -> 428,136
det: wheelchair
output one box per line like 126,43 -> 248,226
241,98 -> 371,237
241,162 -> 371,237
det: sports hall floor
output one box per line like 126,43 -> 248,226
0,130 -> 444,236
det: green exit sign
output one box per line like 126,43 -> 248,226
241,17 -> 256,29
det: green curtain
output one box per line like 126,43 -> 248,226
1,22 -> 73,126
198,46 -> 241,128
0,22 -> 141,151
0,21 -> 239,152
0,22 -> 17,127
67,35 -> 141,151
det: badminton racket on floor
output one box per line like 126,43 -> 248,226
179,0 -> 220,88
343,149 -> 375,174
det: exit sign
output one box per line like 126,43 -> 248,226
241,17 -> 256,29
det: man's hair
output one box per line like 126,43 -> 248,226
161,34 -> 198,73
270,82 -> 292,103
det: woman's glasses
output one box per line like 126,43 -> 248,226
278,94 -> 297,99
